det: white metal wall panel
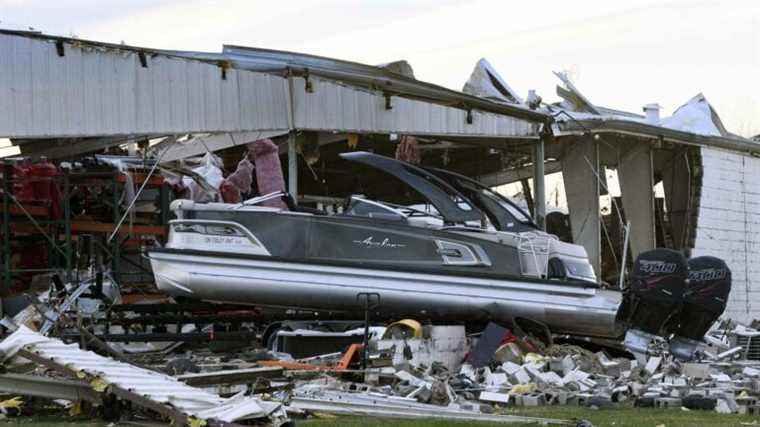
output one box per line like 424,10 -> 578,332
0,33 -> 290,138
692,147 -> 760,322
292,76 -> 537,138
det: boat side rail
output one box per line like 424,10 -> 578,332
168,219 -> 268,249
238,191 -> 286,208
517,232 -> 554,278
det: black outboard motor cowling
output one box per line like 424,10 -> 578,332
675,256 -> 731,340
619,249 -> 688,336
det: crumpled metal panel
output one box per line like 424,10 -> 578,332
292,76 -> 538,138
0,326 -> 282,422
291,388 -> 567,424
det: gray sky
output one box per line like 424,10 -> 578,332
2,0 -> 758,136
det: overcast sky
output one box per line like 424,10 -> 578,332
2,0 -> 758,137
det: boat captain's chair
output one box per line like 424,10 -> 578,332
281,193 -> 326,215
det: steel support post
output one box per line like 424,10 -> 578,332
63,168 -> 72,281
288,132 -> 298,202
2,162 -> 11,296
111,175 -> 120,284
532,138 -> 546,230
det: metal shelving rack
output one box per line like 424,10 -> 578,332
0,162 -> 171,297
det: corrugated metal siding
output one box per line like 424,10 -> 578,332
0,33 -> 290,138
692,147 -> 760,322
0,326 -> 280,421
292,76 -> 538,138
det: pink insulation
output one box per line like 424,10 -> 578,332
395,135 -> 421,164
249,138 -> 287,209
220,158 -> 255,203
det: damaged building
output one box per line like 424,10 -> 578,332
0,27 -> 759,425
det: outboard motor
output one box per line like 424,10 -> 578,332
670,256 -> 731,360
618,249 -> 688,358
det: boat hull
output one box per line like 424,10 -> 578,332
148,248 -> 624,339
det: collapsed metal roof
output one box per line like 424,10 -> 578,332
175,45 -> 549,123
0,29 -> 546,158
543,71 -> 760,155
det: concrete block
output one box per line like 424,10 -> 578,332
485,372 -> 509,389
548,358 -> 564,374
510,368 -> 531,385
522,393 -> 545,406
543,390 -> 559,405
611,385 -> 629,403
564,394 -> 579,406
629,382 -> 645,396
710,373 -> 732,383
736,395 -> 757,408
539,371 -> 563,386
645,356 -> 662,374
511,394 -> 523,406
556,390 -> 571,405
663,375 -> 687,388
593,375 -> 611,387
655,397 -> 682,409
523,363 -> 544,380
568,369 -> 590,382
479,391 -> 510,404
686,388 -> 707,397
682,363 -> 711,379
561,355 -> 576,375
587,394 -> 614,409
575,393 -> 593,407
716,397 -> 738,414
501,361 -> 521,375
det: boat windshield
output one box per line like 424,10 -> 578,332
340,152 -> 483,225
424,167 -> 538,232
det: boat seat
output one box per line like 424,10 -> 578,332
282,193 -> 327,215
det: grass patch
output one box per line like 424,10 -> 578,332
301,405 -> 760,427
0,405 -> 756,427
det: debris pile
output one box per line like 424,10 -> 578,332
1,272 -> 760,425
278,321 -> 760,419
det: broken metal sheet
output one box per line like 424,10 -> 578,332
0,326 -> 285,424
554,71 -> 600,115
463,58 -> 523,104
0,373 -> 101,403
40,281 -> 93,335
156,131 -> 288,163
176,366 -> 284,387
290,389 -> 569,424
